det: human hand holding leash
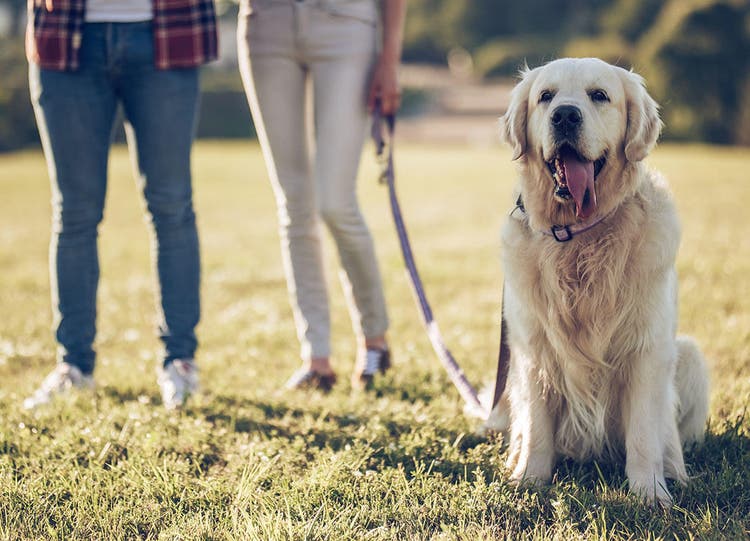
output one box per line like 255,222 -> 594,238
368,56 -> 401,115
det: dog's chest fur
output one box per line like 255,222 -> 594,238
503,191 -> 658,459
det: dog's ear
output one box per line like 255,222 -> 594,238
499,65 -> 540,160
618,68 -> 663,163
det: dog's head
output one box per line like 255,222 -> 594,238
500,58 -> 662,225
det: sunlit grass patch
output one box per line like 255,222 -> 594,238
1,142 -> 748,539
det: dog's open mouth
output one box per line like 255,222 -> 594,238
546,145 -> 606,220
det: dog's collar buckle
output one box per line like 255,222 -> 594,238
551,225 -> 573,242
512,195 -> 611,243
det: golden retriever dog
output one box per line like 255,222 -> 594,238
484,58 -> 709,505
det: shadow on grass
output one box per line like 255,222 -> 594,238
464,417 -> 750,538
527,416 -> 750,528
96,384 -> 750,523
100,385 -> 155,404
182,393 -> 501,481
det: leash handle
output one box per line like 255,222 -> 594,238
371,100 -> 396,184
371,102 -> 488,417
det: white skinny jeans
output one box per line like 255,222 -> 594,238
238,0 -> 389,360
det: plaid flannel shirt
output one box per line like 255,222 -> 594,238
26,0 -> 219,71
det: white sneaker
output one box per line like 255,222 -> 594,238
23,363 -> 94,410
157,359 -> 199,410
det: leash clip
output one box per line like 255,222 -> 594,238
376,140 -> 391,185
509,204 -> 525,220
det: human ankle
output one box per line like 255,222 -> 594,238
364,336 -> 388,350
307,357 -> 333,374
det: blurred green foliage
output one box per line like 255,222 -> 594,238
0,0 -> 748,150
404,0 -> 750,144
650,3 -> 750,143
0,39 -> 38,152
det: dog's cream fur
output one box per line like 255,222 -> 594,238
485,58 -> 709,505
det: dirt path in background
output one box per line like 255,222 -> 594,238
397,64 -> 513,146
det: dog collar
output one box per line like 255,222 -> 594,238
510,195 -> 611,243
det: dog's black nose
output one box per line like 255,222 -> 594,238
551,105 -> 583,137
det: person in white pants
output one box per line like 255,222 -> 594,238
238,0 -> 406,390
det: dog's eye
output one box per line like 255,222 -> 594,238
539,90 -> 554,103
589,89 -> 610,103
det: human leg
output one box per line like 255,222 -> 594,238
116,22 -> 201,368
28,24 -> 118,376
238,7 -> 334,371
24,24 -> 118,408
308,18 -> 389,366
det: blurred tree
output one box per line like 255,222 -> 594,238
648,2 -> 750,143
409,0 -> 618,76
0,38 -> 38,151
601,0 -> 663,42
0,0 -> 747,147
0,0 -> 25,37
461,0 -> 607,45
401,0 -> 463,63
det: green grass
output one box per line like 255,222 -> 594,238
1,141 -> 749,540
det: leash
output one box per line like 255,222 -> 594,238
371,104 -> 510,418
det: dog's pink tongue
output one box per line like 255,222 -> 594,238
561,148 -> 597,220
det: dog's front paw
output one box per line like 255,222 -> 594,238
508,452 -> 553,487
508,468 -> 551,489
628,474 -> 673,507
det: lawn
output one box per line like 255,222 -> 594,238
1,140 -> 749,540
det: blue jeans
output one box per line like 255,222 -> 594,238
29,22 -> 201,374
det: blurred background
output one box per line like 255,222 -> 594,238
1,0 -> 748,151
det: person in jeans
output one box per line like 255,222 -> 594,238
237,0 -> 406,391
23,0 -> 218,410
